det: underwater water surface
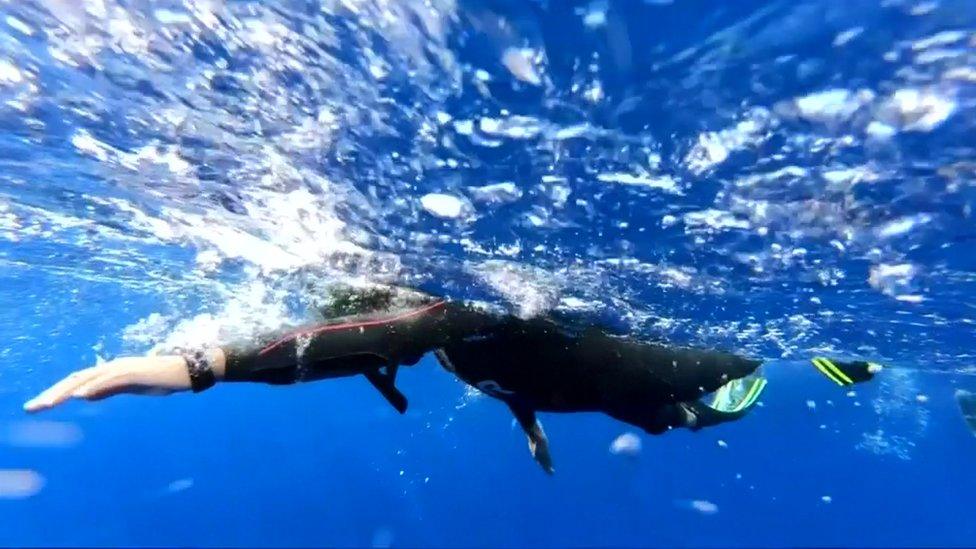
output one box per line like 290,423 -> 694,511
1,0 -> 975,546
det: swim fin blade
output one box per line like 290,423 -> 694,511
364,365 -> 408,414
706,374 -> 767,414
811,357 -> 882,387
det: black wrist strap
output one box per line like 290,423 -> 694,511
183,349 -> 217,393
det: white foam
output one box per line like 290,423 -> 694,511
243,19 -> 288,49
468,182 -> 522,205
686,132 -> 729,173
122,312 -> 173,347
147,281 -> 296,353
869,263 -> 921,301
558,296 -> 594,310
453,119 -> 474,135
911,30 -> 968,51
583,81 -> 604,103
914,48 -> 965,65
435,111 -> 452,125
552,123 -> 592,140
866,121 -> 897,139
877,214 -> 931,238
468,260 -> 559,319
882,88 -> 955,132
944,67 -> 976,83
420,193 -> 467,219
501,48 -> 542,86
684,112 -> 769,174
154,9 -> 192,25
71,130 -> 116,162
684,209 -> 750,231
822,166 -> 878,186
0,59 -> 24,86
478,116 -> 543,139
659,267 -> 694,288
793,88 -> 874,125
120,144 -> 192,176
6,15 -> 34,36
597,173 -> 679,193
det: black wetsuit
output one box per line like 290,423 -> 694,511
220,286 -> 761,437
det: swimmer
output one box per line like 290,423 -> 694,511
24,284 -> 881,473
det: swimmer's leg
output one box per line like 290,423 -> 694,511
508,404 -> 554,475
605,402 -> 698,435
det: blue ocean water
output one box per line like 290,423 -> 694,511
1,0 -> 975,546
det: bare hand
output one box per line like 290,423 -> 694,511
23,356 -> 192,413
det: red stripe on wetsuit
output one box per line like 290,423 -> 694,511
258,300 -> 448,356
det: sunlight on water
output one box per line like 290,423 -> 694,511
0,0 -> 973,376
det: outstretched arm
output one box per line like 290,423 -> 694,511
24,297 -> 481,414
24,351 -> 227,413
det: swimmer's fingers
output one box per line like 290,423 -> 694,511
23,366 -> 103,413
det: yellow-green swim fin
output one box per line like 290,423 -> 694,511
810,357 -> 882,387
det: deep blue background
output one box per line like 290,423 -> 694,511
1,274 -> 975,546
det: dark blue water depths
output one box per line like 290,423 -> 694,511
1,0 -> 975,546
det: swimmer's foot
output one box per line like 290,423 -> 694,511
508,404 -> 555,474
811,357 -> 883,387
526,422 -> 554,475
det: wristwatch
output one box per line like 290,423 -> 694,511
182,349 -> 217,393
